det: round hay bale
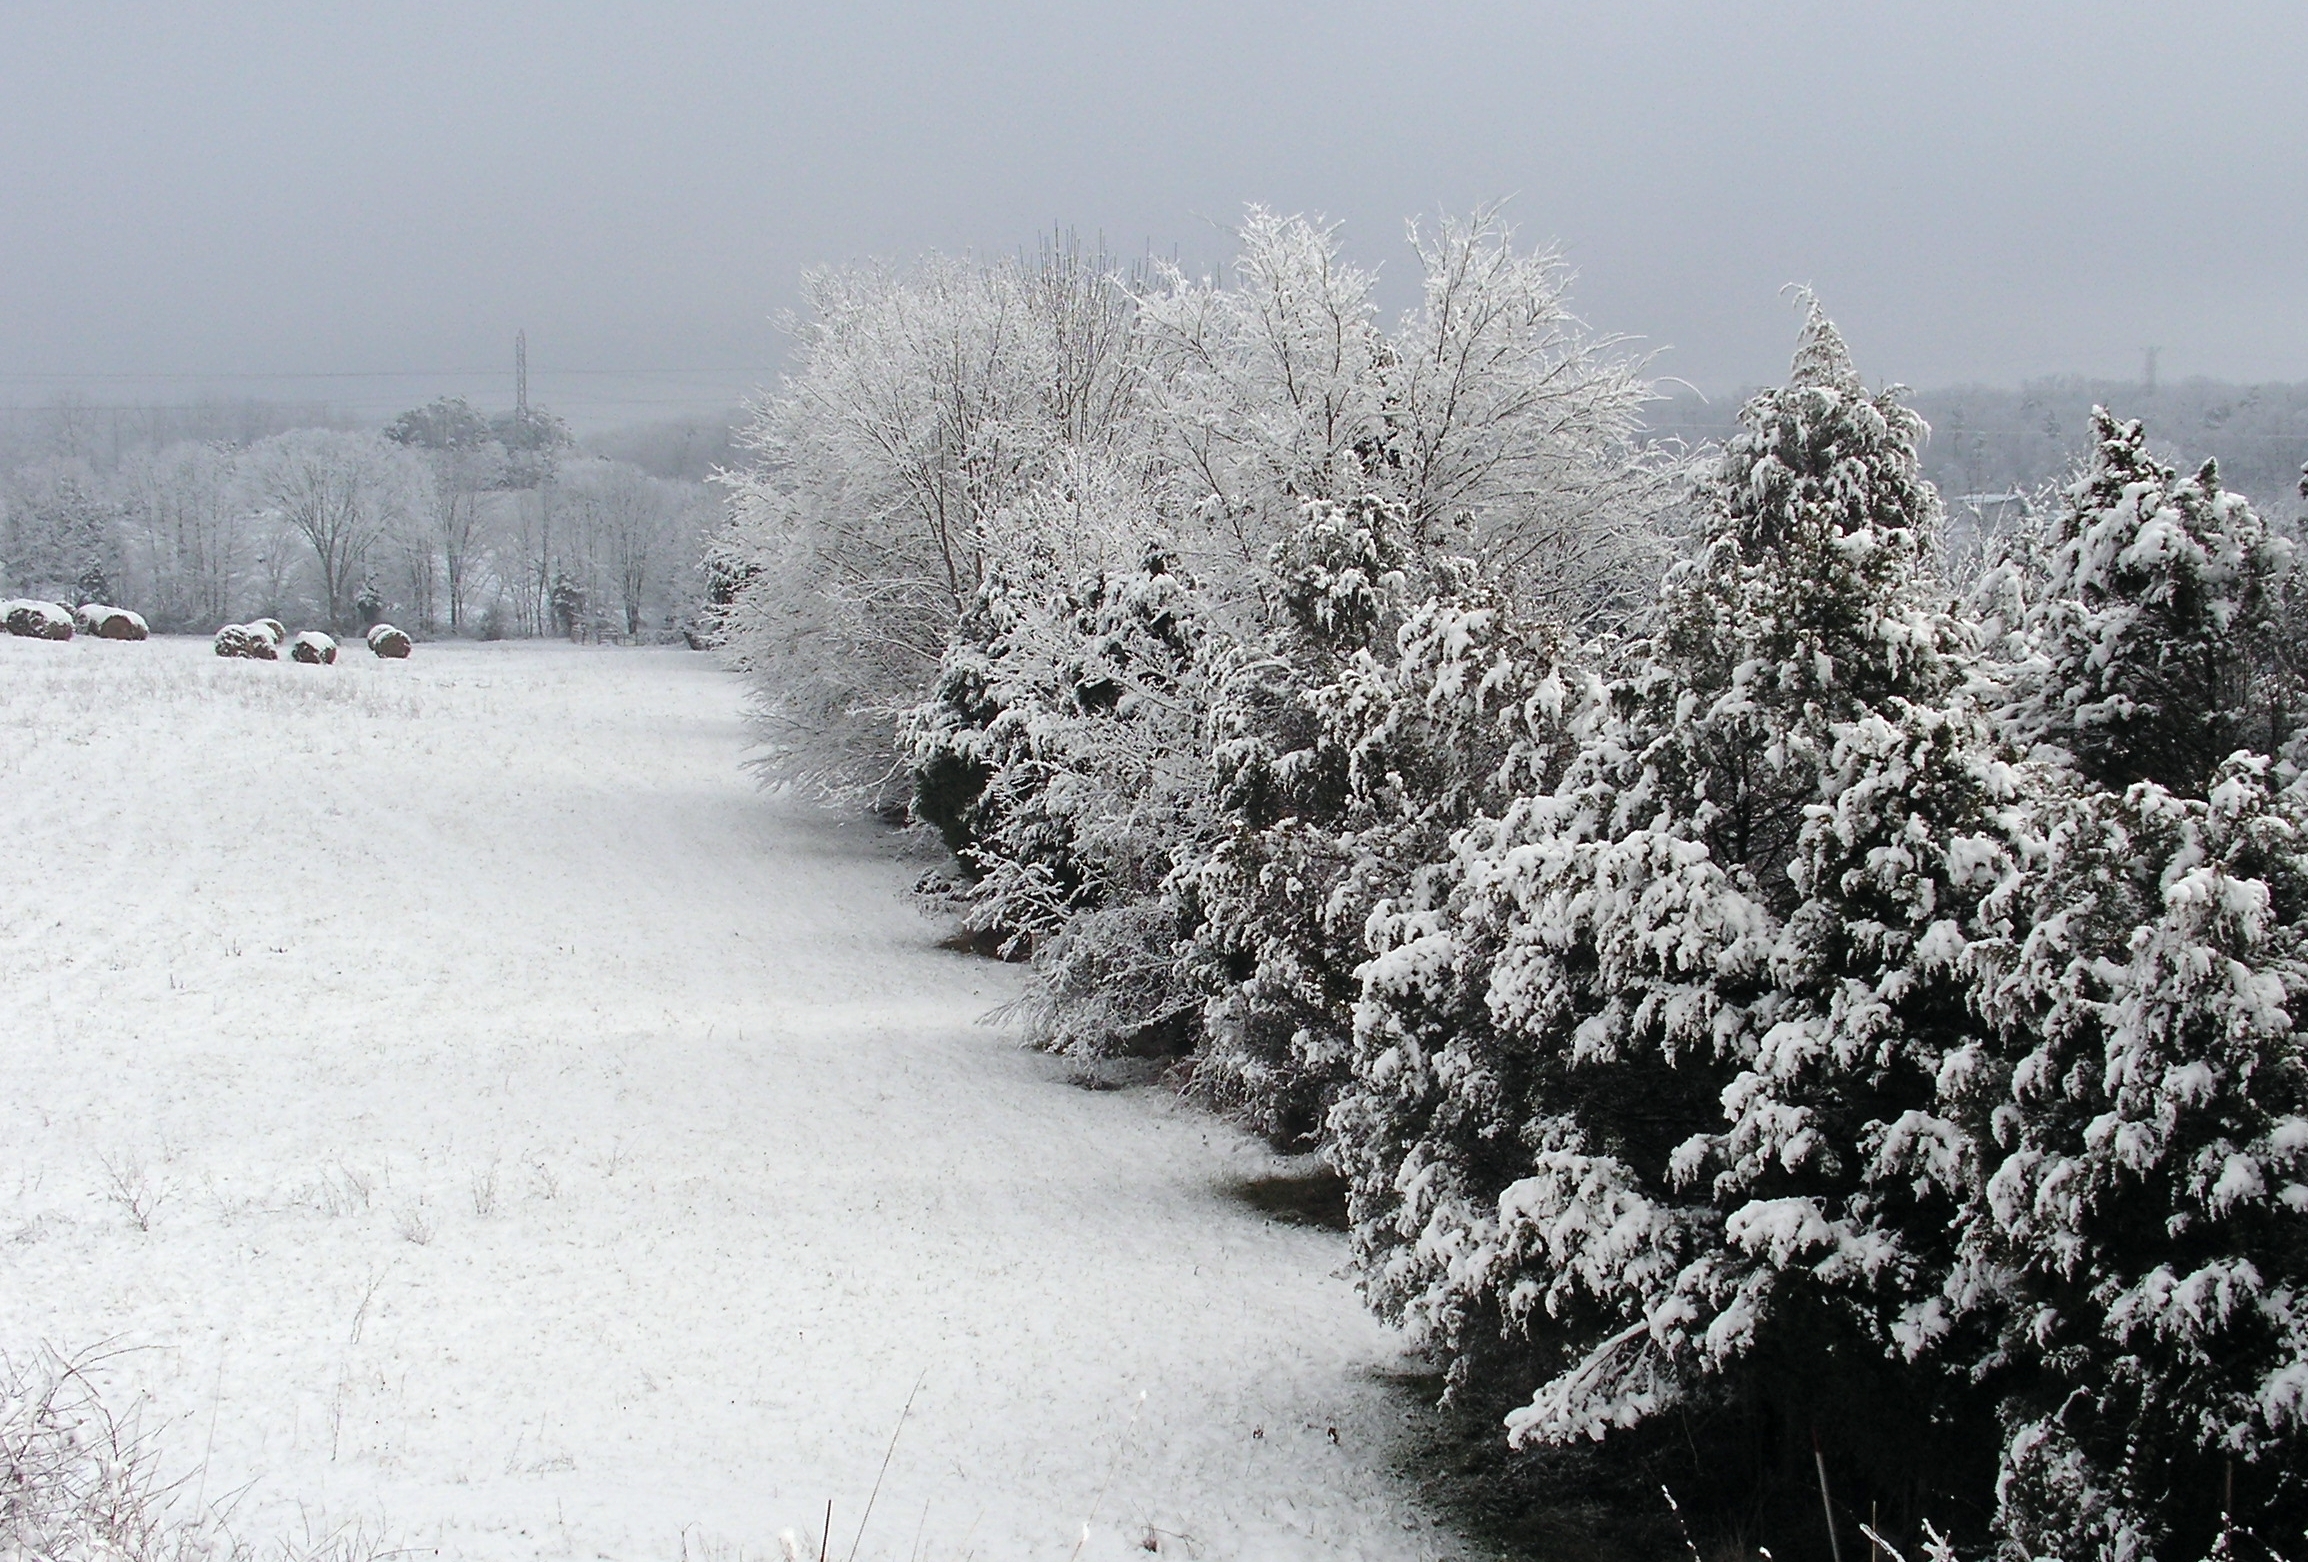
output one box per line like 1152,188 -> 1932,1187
212,623 -> 278,659
5,600 -> 74,640
289,630 -> 338,664
76,604 -> 149,641
253,618 -> 285,646
367,624 -> 412,659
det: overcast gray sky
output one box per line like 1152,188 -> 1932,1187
2,1 -> 2302,428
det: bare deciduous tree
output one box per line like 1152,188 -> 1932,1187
114,441 -> 249,629
719,239 -> 1150,796
245,429 -> 413,631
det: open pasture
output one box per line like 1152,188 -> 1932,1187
0,635 -> 1450,1561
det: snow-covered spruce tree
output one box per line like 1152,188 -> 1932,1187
1937,414 -> 2308,1558
1339,301 -> 2016,1537
1183,493 -> 1580,1147
2000,408 -> 2302,796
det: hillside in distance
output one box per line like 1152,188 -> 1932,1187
1651,377 -> 2308,513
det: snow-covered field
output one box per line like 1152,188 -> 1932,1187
0,635 -> 1461,1562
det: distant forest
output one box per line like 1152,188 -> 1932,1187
1652,376 -> 2308,518
0,398 -> 741,639
0,400 -> 741,485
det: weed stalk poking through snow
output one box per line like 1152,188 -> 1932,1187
844,1371 -> 926,1562
0,1343 -> 399,1561
1067,1390 -> 1146,1562
100,1153 -> 171,1232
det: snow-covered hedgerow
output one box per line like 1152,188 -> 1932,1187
720,203 -> 2308,1552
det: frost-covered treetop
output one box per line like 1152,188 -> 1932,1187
1786,291 -> 1865,396
2018,405 -> 2295,794
1656,296 -> 1951,710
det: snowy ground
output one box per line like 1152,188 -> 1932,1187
0,635 -> 1465,1562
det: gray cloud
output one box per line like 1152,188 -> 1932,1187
2,1 -> 2302,425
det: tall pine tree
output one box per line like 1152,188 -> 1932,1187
1342,300 -> 2010,1548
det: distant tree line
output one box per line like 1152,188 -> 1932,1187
712,207 -> 2308,1562
1655,376 -> 2308,523
0,395 -> 721,639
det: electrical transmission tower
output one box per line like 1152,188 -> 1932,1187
515,330 -> 529,418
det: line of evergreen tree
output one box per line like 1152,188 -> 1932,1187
720,226 -> 2308,1560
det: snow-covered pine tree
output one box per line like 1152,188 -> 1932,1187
2007,408 -> 2300,794
1340,300 -> 2012,1539
1185,493 -> 1580,1147
1950,752 -> 2308,1560
1182,496 -> 1411,1141
1942,413 -> 2308,1558
901,538 -> 1214,1050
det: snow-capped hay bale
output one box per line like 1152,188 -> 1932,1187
75,604 -> 149,640
366,624 -> 412,659
253,618 -> 285,647
4,600 -> 74,640
212,623 -> 278,660
289,630 -> 338,664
